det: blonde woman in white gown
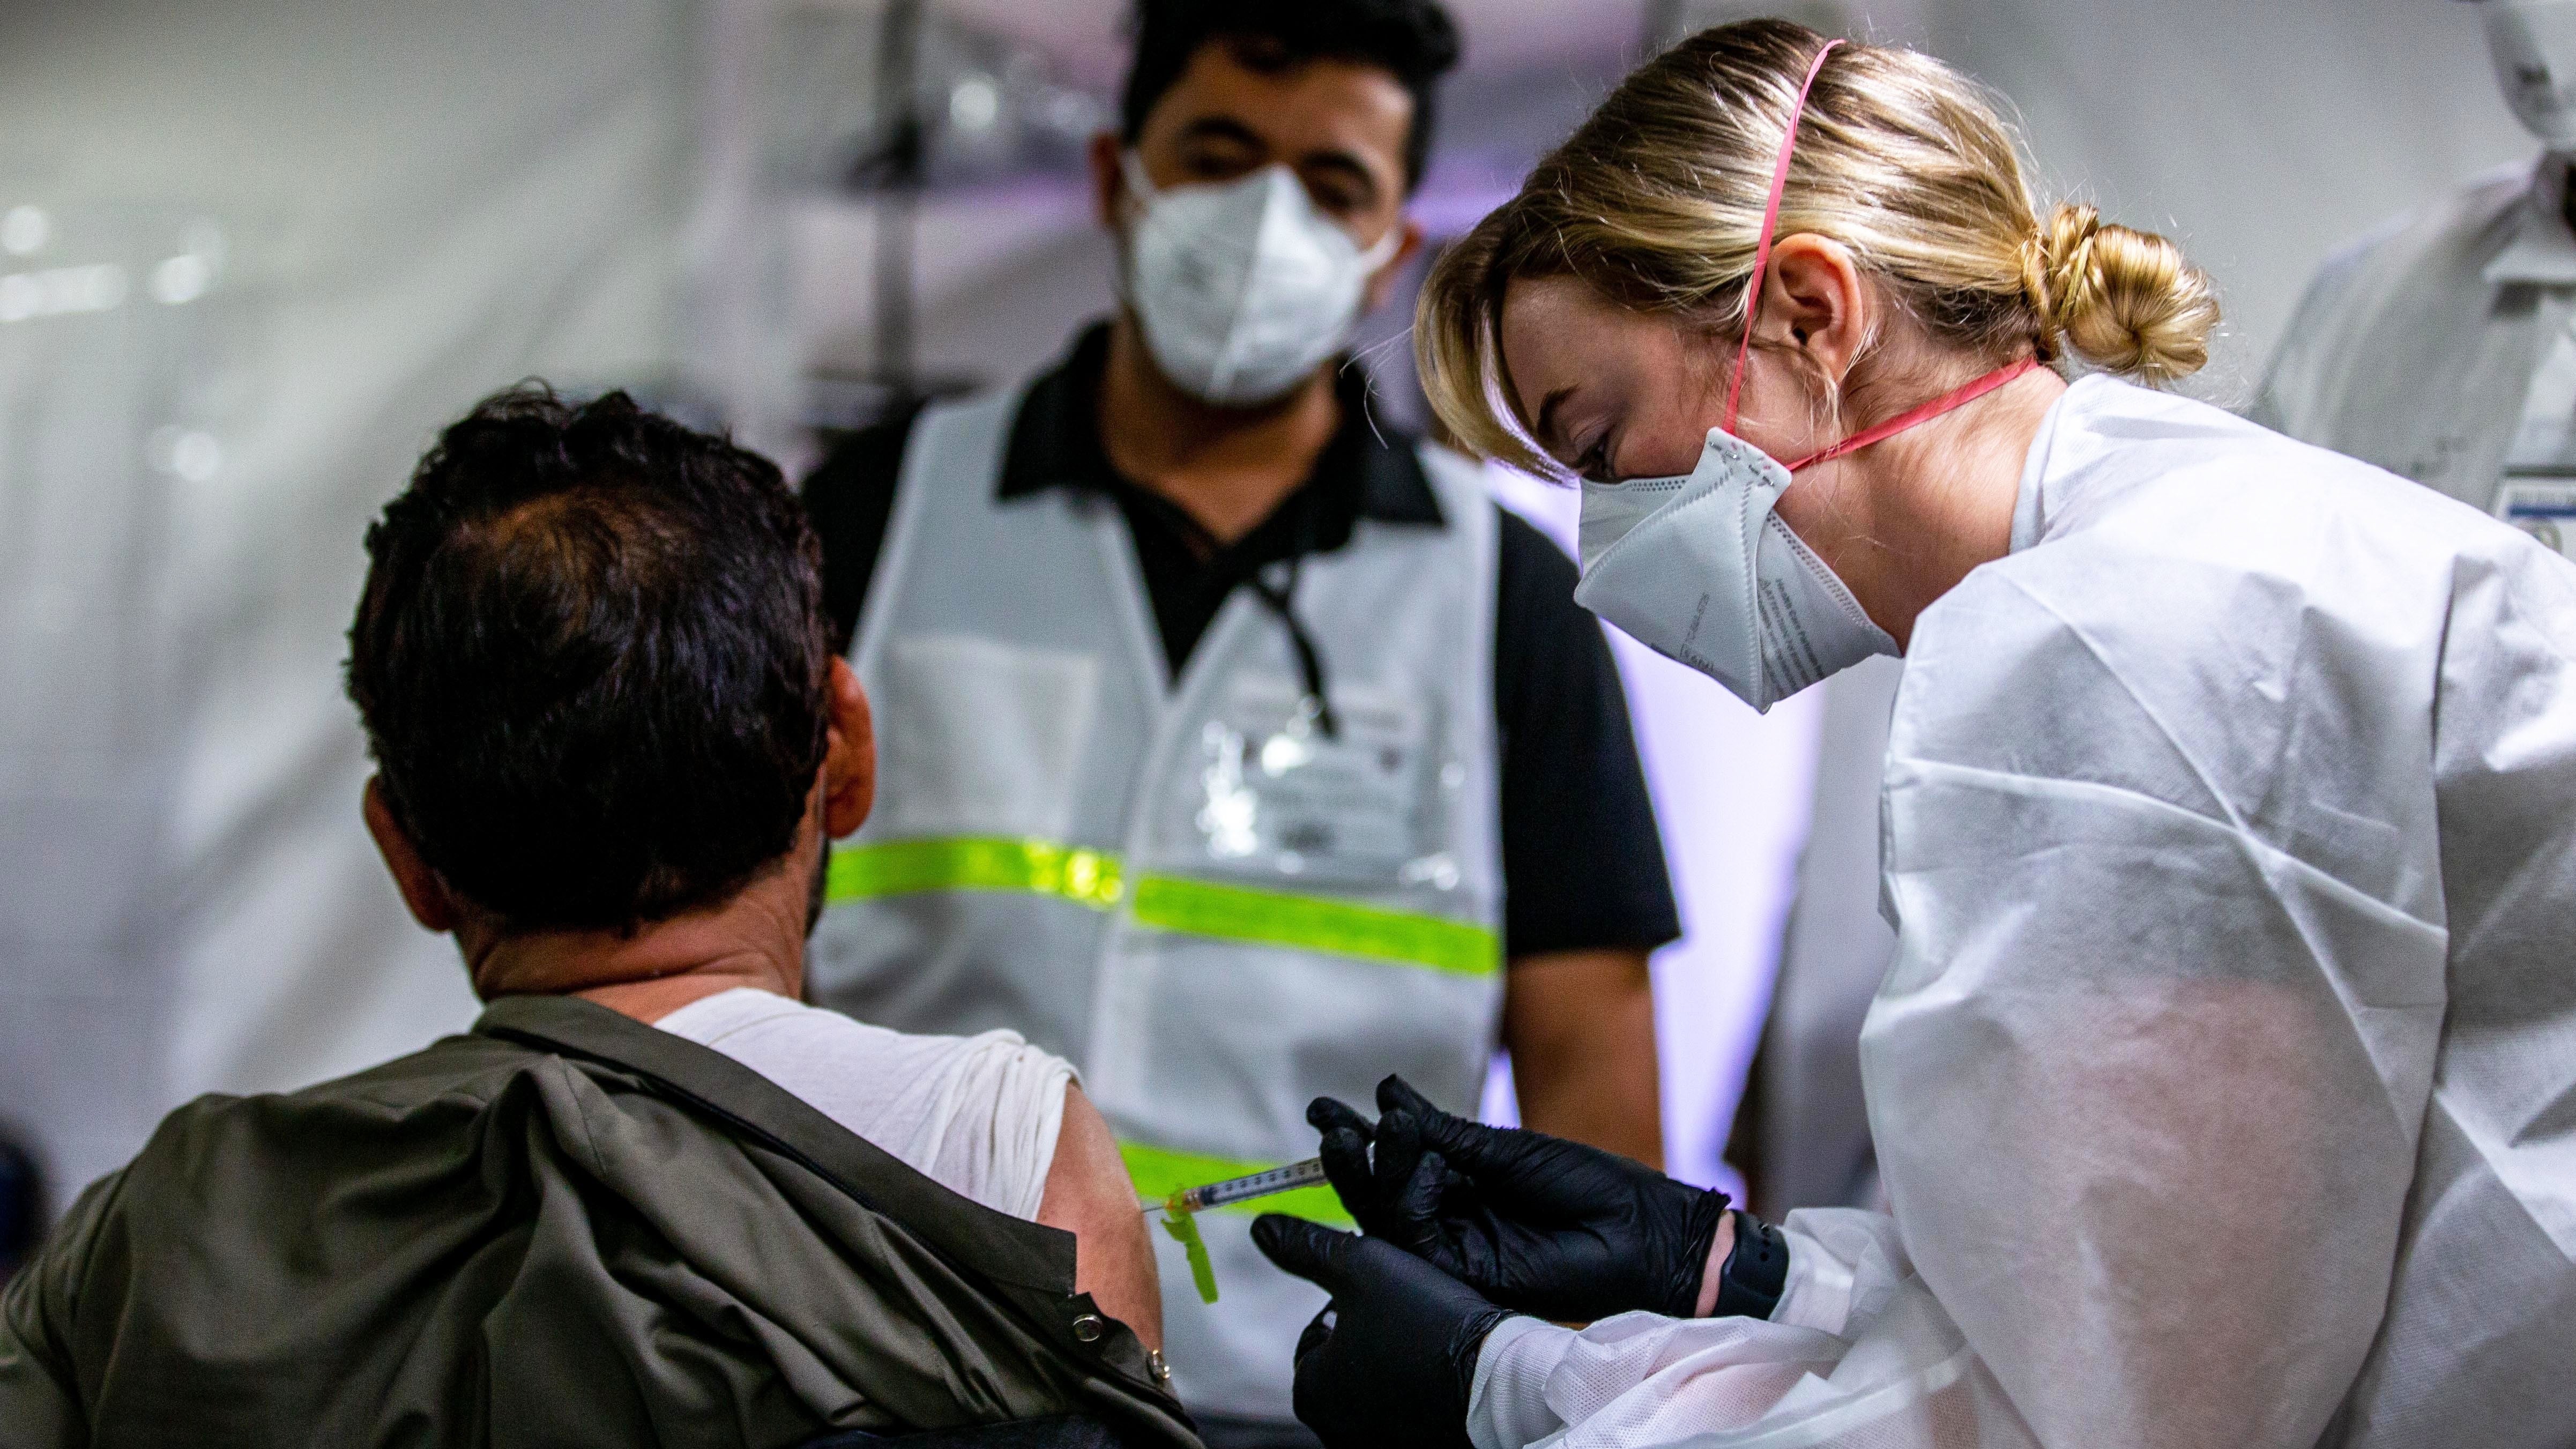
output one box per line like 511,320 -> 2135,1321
1248,20 -> 2576,1449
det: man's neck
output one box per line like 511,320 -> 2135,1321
1097,314 -> 1344,546
461,856 -> 813,1026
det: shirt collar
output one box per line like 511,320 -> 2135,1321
995,322 -> 1445,529
2484,155 -> 2576,286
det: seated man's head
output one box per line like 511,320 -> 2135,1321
345,387 -> 873,998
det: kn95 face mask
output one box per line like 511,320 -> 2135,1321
1120,151 -> 1403,407
1573,429 -> 1896,712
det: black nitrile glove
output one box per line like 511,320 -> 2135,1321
1250,1213 -> 1515,1449
1308,1074 -> 1730,1324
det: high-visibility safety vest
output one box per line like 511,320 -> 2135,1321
806,386 -> 1506,1420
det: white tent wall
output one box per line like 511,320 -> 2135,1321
1923,0 -> 2532,400
794,187 -> 1118,399
0,0 -> 786,1217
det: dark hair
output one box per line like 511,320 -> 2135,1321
1121,0 -> 1462,192
346,385 -> 833,934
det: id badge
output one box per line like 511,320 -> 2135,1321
2496,316 -> 2576,560
1193,680 -> 1451,887
2495,478 -> 2576,561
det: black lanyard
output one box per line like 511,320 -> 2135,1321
1242,555 -> 1340,740
1168,499 -> 1341,740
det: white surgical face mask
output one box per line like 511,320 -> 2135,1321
1119,151 -> 1402,407
2485,0 -> 2576,148
1573,429 -> 1897,712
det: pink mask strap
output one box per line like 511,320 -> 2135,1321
1723,38 -> 1844,435
1787,356 -> 2039,472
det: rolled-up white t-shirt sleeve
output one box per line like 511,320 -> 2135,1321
654,987 -> 1075,1220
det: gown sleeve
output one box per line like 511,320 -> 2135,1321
1467,1209 -> 2014,1449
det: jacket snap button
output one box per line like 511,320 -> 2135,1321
1071,1314 -> 1105,1342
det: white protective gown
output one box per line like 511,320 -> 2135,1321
1468,375 -> 2576,1449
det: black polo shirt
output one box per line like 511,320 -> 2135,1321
801,323 -> 1680,962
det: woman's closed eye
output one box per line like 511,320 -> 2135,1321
1574,431 -> 1616,484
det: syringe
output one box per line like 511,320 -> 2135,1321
1148,1157 -> 1330,1215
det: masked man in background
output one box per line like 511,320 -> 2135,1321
799,2 -> 1680,1443
2258,0 -> 2576,544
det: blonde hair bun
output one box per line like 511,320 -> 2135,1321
2027,203 -> 2219,385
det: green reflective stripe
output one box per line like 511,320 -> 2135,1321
828,838 -> 1495,976
1130,875 -> 1500,978
825,837 -> 1125,908
1119,1141 -> 1352,1227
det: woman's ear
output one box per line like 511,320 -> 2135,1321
822,658 -> 876,839
1757,233 -> 1872,389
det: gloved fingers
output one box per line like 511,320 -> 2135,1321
1312,1096 -> 1395,1229
1375,1078 -> 1571,1218
1374,1073 -> 1446,1122
1289,1305 -> 1356,1449
1376,1075 -> 1594,1190
1252,1213 -> 1358,1291
1315,1125 -> 1383,1230
1399,1098 -> 1522,1178
1373,1107 -> 1428,1191
1388,1148 -> 1460,1260
1293,1300 -> 1336,1370
1408,1110 -> 1619,1220
1396,1148 -> 1453,1214
1289,1331 -> 1359,1449
1307,1095 -> 1376,1142
1378,1075 -> 1515,1175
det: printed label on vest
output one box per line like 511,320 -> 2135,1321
1193,679 -> 1448,888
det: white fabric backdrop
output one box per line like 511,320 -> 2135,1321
0,0 -> 724,1214
1924,0 -> 2532,402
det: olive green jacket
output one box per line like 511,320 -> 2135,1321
0,995 -> 1197,1449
